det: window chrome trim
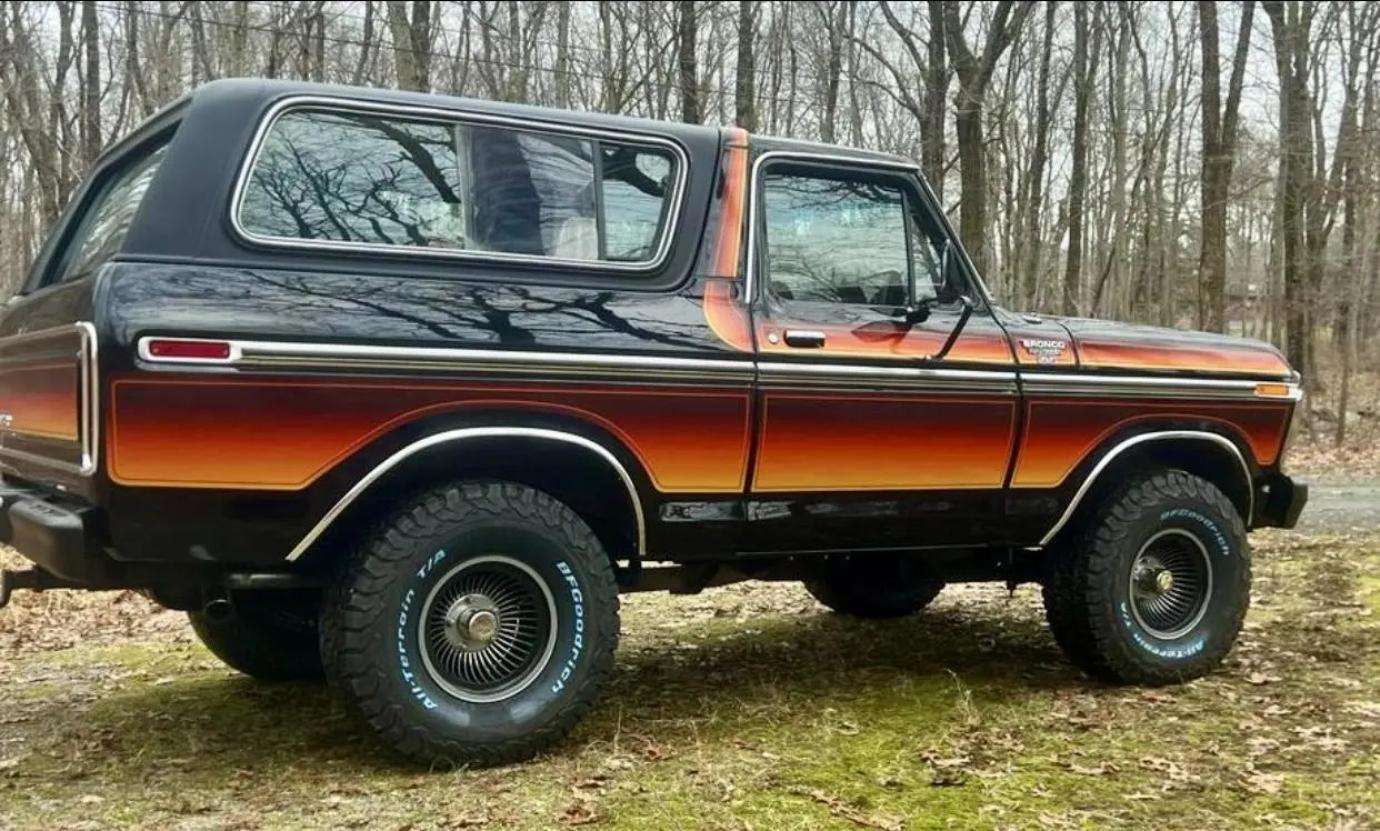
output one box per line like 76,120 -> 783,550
229,95 -> 690,273
0,322 -> 99,477
1037,430 -> 1253,547
285,427 -> 645,561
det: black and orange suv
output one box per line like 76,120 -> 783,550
0,80 -> 1306,764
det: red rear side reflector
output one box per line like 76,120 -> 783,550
145,339 -> 232,360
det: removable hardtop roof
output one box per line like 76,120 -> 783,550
28,79 -> 921,296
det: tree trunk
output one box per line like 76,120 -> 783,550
1021,1 -> 1056,309
1262,1 -> 1310,376
819,2 -> 844,144
1197,1 -> 1254,334
80,0 -> 100,166
923,0 -> 948,200
1064,1 -> 1097,316
942,0 -> 1032,278
387,0 -> 432,92
735,1 -> 757,131
678,1 -> 700,123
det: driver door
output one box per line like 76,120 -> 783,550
745,156 -> 1019,553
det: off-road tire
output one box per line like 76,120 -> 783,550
805,554 -> 945,618
320,481 -> 620,766
188,590 -> 323,681
1042,469 -> 1250,685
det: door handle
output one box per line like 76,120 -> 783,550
783,329 -> 826,348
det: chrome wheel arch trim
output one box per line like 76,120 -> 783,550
1036,430 -> 1253,547
285,426 -> 646,562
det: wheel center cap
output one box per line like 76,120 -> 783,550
444,595 -> 500,649
1134,560 -> 1175,596
465,609 -> 498,644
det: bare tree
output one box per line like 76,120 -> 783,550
1198,1 -> 1255,333
387,0 -> 432,92
1063,1 -> 1102,315
735,1 -> 757,131
80,0 -> 100,166
942,0 -> 1035,276
1020,1 -> 1058,307
677,1 -> 700,123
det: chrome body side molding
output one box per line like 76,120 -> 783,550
137,335 -> 1300,399
757,360 -> 1018,395
1022,372 -> 1303,401
138,336 -> 753,384
285,427 -> 646,562
1036,430 -> 1253,547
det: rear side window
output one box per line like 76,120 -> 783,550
50,138 -> 170,284
237,108 -> 681,268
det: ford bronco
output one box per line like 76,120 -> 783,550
0,80 -> 1306,765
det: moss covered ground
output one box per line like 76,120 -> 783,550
2,529 -> 1377,829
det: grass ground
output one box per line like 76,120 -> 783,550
1,527 -> 1377,830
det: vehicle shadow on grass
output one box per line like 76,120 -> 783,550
54,598 -> 1083,779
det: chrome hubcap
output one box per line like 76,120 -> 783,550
443,595 -> 501,649
418,555 -> 558,703
1128,529 -> 1213,640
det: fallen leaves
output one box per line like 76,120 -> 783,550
789,787 -> 904,831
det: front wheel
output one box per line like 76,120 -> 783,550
320,481 -> 620,766
1042,470 -> 1251,684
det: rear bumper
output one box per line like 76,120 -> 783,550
1255,473 -> 1308,530
0,482 -> 113,584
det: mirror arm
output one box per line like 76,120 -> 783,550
929,296 -> 974,361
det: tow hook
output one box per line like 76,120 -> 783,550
0,568 -> 77,609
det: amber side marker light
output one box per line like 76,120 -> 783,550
145,339 -> 233,360
1254,383 -> 1293,398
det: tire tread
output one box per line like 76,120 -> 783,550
320,480 -> 620,765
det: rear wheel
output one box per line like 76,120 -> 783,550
320,481 -> 620,766
188,590 -> 323,681
1042,469 -> 1250,684
805,554 -> 944,618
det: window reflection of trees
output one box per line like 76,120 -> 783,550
764,174 -> 911,305
241,110 -> 674,265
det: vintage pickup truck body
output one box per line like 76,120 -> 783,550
0,80 -> 1306,763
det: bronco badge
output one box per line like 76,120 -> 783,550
1020,338 -> 1068,364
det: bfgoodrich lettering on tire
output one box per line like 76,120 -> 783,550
1042,470 -> 1250,685
320,481 -> 620,765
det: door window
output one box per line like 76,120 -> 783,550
760,166 -> 945,307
